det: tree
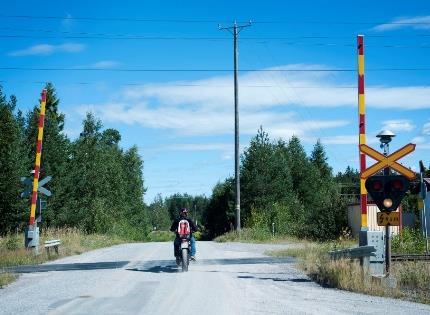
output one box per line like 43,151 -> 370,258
165,193 -> 194,220
0,87 -> 28,234
284,137 -> 346,239
310,140 -> 332,179
148,194 -> 170,230
122,145 -> 149,233
203,178 -> 235,238
241,127 -> 296,227
335,166 -> 360,204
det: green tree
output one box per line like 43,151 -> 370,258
203,178 -> 235,238
0,87 -> 28,234
192,195 -> 209,227
60,112 -> 150,237
148,194 -> 171,230
335,166 -> 360,204
310,140 -> 332,179
165,193 -> 194,220
241,127 -> 297,228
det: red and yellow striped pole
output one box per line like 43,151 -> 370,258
358,35 -> 367,230
29,89 -> 47,226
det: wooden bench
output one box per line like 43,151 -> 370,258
44,239 -> 61,256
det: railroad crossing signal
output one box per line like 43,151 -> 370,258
21,176 -> 52,198
360,143 -> 416,179
365,175 -> 410,212
377,212 -> 400,226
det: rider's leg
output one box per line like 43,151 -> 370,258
190,236 -> 196,257
174,237 -> 180,257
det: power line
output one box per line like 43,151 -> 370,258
1,27 -> 430,39
0,80 -> 358,88
2,15 -> 430,26
2,35 -> 430,48
0,15 -> 225,23
1,67 -> 430,72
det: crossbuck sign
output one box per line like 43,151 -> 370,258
360,143 -> 416,180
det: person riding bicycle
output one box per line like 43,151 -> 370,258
170,208 -> 198,260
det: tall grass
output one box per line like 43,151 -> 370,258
268,241 -> 430,304
214,228 -> 309,244
392,228 -> 426,254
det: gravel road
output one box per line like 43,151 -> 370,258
1,241 -> 429,315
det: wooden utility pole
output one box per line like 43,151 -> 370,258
219,20 -> 252,231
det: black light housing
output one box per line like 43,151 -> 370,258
365,175 -> 410,212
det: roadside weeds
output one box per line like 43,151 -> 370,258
267,243 -> 430,305
214,228 -> 310,244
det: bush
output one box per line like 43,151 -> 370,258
4,234 -> 20,251
392,228 -> 426,254
108,220 -> 148,241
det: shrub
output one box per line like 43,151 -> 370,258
392,228 -> 426,254
4,234 -> 20,251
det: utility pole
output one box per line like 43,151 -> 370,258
219,20 -> 252,231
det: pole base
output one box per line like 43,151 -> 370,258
24,225 -> 39,254
359,230 -> 368,246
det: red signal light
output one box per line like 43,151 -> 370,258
391,179 -> 404,190
372,180 -> 383,191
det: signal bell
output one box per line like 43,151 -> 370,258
365,175 -> 410,212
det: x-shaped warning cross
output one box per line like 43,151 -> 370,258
360,143 -> 416,179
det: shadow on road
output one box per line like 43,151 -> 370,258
127,264 -> 179,273
128,256 -> 294,274
237,275 -> 311,283
3,261 -> 129,273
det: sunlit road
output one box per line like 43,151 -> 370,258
1,242 -> 429,315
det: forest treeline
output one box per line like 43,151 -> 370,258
1,84 -> 361,241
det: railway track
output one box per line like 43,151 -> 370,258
391,254 -> 430,262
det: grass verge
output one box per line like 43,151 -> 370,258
267,242 -> 430,305
214,228 -> 308,244
0,228 -> 132,288
147,230 -> 175,242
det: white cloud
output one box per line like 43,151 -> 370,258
315,135 -> 380,145
61,128 -> 80,140
423,122 -> 430,135
412,136 -> 426,144
71,63 -> 430,141
121,69 -> 430,110
373,16 -> 430,31
75,102 -> 348,137
417,142 -> 430,150
89,60 -> 120,69
152,143 -> 233,152
8,43 -> 85,56
319,135 -> 358,145
382,119 -> 415,132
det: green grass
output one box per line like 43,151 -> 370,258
267,241 -> 430,304
147,230 -> 175,242
392,228 -> 426,254
214,228 -> 307,244
0,273 -> 17,289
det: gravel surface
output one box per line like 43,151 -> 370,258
1,241 -> 429,315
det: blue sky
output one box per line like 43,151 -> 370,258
1,1 -> 430,202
